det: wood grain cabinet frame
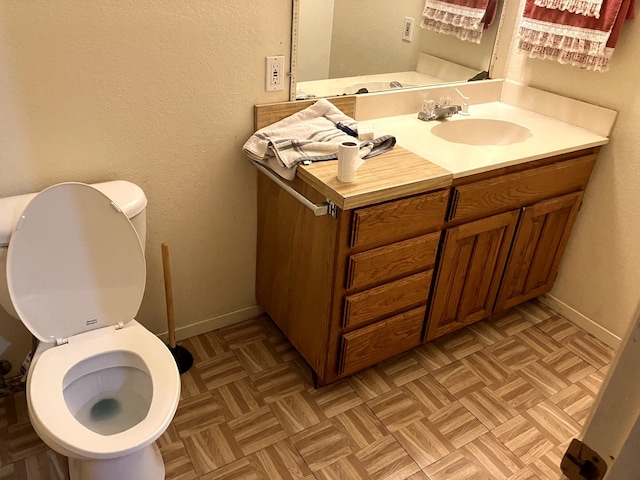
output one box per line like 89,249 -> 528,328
495,191 -> 584,312
256,174 -> 448,384
339,307 -> 426,376
343,270 -> 433,330
256,135 -> 599,385
345,232 -> 440,291
448,153 -> 596,224
350,190 -> 448,249
426,150 -> 597,343
426,210 -> 519,342
335,192 -> 447,377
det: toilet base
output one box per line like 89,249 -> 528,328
68,442 -> 164,480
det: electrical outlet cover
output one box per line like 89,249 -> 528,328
266,55 -> 285,92
402,17 -> 415,42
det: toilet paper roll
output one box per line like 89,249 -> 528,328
337,141 -> 361,183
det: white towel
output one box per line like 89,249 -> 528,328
242,99 -> 396,180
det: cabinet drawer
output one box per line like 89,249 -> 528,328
448,154 -> 596,223
338,307 -> 425,376
350,190 -> 448,249
343,270 -> 432,329
346,232 -> 440,290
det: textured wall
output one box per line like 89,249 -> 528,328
0,1 -> 292,374
297,0 -> 335,81
329,0 -> 424,78
502,5 -> 640,341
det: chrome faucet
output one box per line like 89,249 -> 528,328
418,97 -> 462,121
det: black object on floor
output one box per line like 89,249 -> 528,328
168,344 -> 194,375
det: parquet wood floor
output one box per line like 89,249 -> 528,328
0,300 -> 615,479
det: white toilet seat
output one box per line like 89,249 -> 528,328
7,182 -> 146,343
28,320 -> 180,459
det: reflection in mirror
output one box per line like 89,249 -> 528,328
292,0 -> 503,100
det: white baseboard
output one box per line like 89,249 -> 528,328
538,294 -> 621,349
158,304 -> 264,342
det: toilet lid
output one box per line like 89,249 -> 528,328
6,183 -> 146,343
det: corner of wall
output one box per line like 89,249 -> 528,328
490,0 -> 523,80
538,294 -> 621,349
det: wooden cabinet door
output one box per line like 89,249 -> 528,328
426,210 -> 519,342
495,192 -> 584,312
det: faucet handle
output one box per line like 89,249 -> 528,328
418,99 -> 436,121
422,99 -> 436,115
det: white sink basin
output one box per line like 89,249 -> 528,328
431,118 -> 532,146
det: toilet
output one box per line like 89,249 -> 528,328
0,181 -> 180,480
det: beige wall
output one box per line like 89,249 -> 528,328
0,1 -> 292,374
297,0 -> 335,82
501,3 -> 640,342
329,0 -> 424,78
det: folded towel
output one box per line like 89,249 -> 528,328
421,0 -> 498,43
518,0 -> 635,71
243,99 -> 396,180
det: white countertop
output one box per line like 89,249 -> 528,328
296,71 -> 443,99
368,102 -> 610,178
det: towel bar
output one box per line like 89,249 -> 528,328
253,162 -> 337,218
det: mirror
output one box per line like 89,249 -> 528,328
292,0 -> 504,100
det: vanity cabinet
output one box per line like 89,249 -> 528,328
256,172 -> 448,384
256,147 -> 598,384
253,96 -> 602,385
425,150 -> 596,341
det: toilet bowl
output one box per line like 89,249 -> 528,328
1,182 -> 180,480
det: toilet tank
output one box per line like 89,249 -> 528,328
0,181 -> 147,319
90,181 -> 148,248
